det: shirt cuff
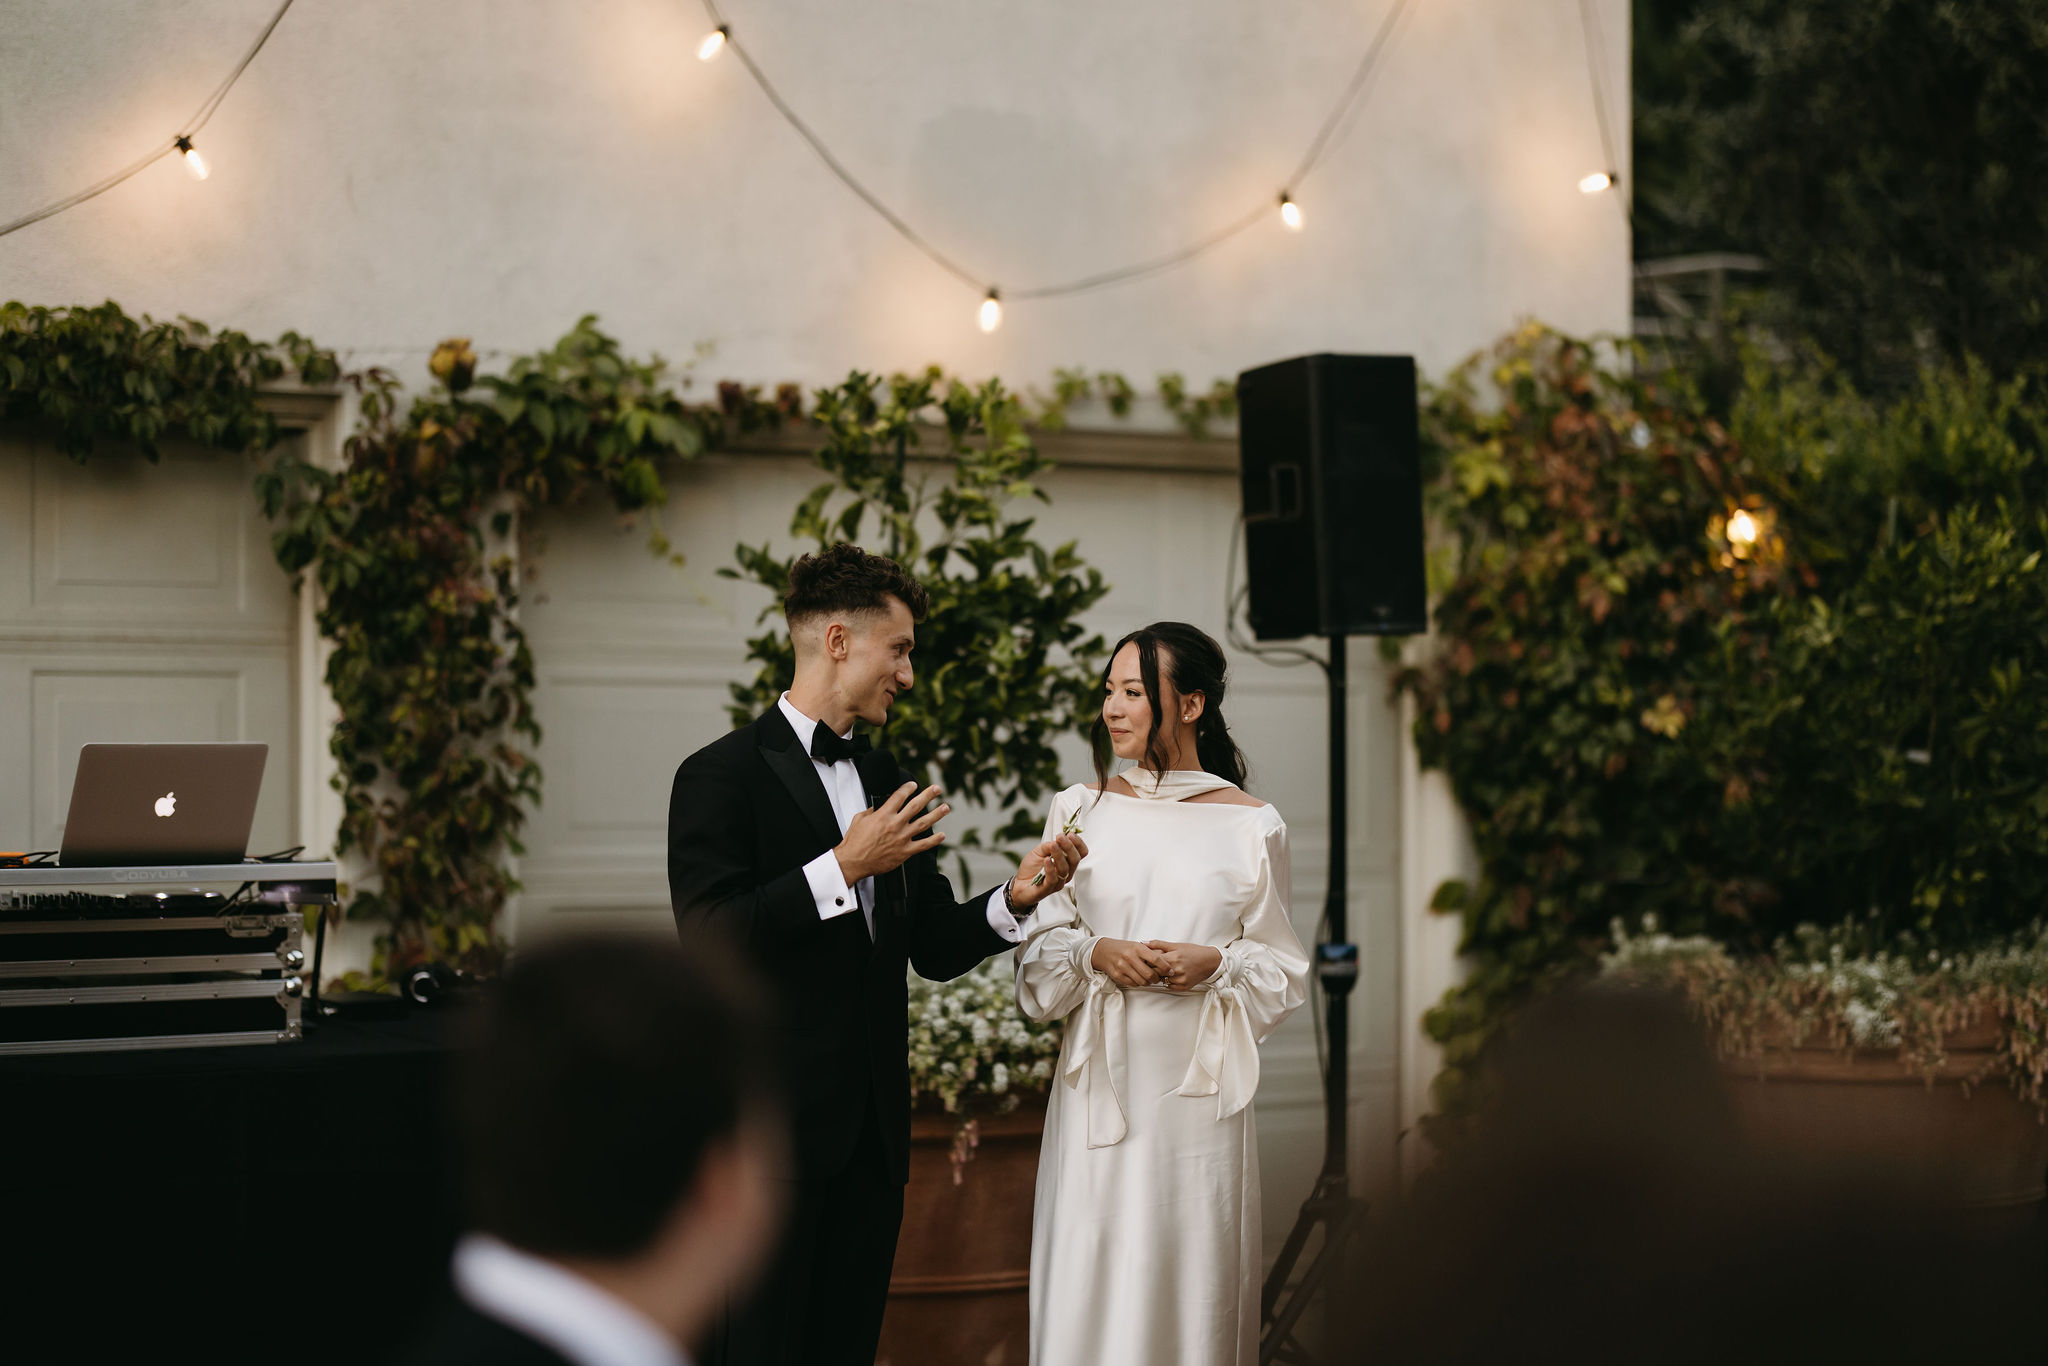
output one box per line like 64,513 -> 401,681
803,851 -> 860,921
984,886 -> 1025,943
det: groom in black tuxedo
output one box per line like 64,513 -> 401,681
668,542 -> 1086,1366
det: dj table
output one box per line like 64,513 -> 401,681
0,861 -> 335,1054
0,863 -> 461,1359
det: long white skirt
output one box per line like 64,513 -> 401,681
1027,989 -> 1262,1366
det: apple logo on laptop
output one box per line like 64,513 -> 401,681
154,791 -> 178,818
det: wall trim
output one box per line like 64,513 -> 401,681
722,421 -> 1238,478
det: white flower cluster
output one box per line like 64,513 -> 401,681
1784,946 -> 1907,1048
1604,916 -> 2048,1054
906,957 -> 1063,1114
1599,913 -> 1732,975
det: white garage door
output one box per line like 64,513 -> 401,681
0,429 -> 298,859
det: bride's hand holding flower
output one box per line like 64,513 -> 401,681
1028,811 -> 1087,887
1010,832 -> 1088,908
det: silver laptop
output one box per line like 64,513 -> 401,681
58,743 -> 269,867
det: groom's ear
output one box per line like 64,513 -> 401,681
821,619 -> 851,661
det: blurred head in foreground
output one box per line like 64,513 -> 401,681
1346,985 -> 2040,1365
449,930 -> 786,1355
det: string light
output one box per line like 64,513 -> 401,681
1578,170 -> 1614,195
0,0 -> 292,239
174,136 -> 210,181
1726,508 -> 1758,547
5,0 -> 1433,317
687,0 -> 1416,329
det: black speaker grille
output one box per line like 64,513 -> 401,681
1237,354 -> 1426,639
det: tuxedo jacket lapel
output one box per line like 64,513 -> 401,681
757,707 -> 844,856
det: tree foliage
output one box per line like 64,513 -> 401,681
1400,324 -> 2048,1132
270,320 -> 768,979
0,299 -> 335,457
1634,0 -> 2048,389
1709,352 -> 2048,944
725,368 -> 1110,863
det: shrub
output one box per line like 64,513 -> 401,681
1401,324 -> 2048,1132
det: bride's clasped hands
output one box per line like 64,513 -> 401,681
1088,937 -> 1223,989
1089,936 -> 1166,986
1145,939 -> 1223,989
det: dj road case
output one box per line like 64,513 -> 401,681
0,863 -> 337,1055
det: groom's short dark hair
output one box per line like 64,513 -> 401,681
783,542 -> 929,626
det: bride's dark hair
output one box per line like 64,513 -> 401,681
1091,622 -> 1250,792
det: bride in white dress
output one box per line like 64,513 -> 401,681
1015,622 -> 1309,1366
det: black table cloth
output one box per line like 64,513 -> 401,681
0,1010 -> 458,1363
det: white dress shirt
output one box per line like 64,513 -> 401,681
777,693 -> 1024,943
453,1234 -> 690,1366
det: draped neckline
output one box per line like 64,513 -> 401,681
1110,768 -> 1238,802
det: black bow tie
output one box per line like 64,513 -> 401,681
808,725 -> 868,766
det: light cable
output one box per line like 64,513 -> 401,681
0,0 -> 297,240
697,0 -> 1416,304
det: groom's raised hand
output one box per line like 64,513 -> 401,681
835,782 -> 948,883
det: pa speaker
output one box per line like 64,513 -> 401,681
1237,353 -> 1426,639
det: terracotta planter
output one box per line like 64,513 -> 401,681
877,1097 -> 1046,1366
1721,1024 -> 2048,1218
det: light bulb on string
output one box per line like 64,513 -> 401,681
977,289 -> 1003,333
1278,192 -> 1303,232
697,26 -> 729,61
1578,170 -> 1615,195
1726,509 -> 1758,548
175,136 -> 208,181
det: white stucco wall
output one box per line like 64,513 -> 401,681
3,0 -> 1629,386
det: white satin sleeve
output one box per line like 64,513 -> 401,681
1015,789 -> 1130,1144
1175,816 -> 1311,1120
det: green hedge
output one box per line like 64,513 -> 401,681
1400,326 -> 2048,1130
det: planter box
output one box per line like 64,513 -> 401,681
1722,1026 -> 2048,1217
877,1098 -> 1046,1366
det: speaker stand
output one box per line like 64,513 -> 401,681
1260,632 -> 1367,1366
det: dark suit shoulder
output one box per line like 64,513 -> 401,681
391,1300 -> 574,1366
675,710 -> 777,780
